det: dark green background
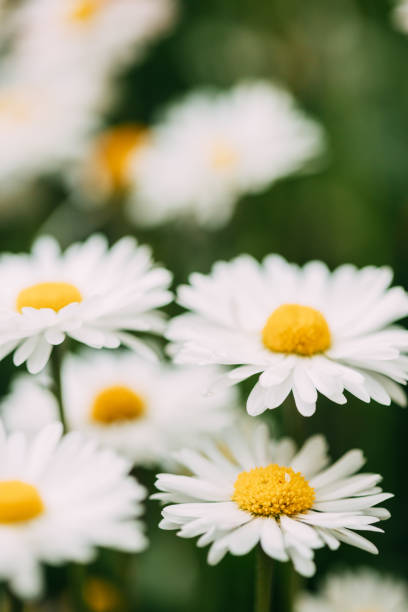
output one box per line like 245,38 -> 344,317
0,0 -> 407,609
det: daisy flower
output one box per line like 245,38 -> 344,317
0,375 -> 58,436
393,1 -> 408,33
0,234 -> 172,374
154,424 -> 393,577
128,81 -> 325,228
10,0 -> 177,79
70,123 -> 150,205
0,422 -> 147,599
63,351 -> 237,466
167,254 -> 408,417
0,59 -> 101,190
296,568 -> 408,612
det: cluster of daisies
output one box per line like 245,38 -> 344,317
0,233 -> 406,607
0,2 -> 326,231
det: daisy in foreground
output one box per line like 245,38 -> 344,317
128,81 -> 324,228
154,424 -> 392,577
0,234 -> 172,373
167,254 -> 408,416
0,422 -> 147,599
296,567 -> 408,612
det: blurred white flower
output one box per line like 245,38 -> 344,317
393,1 -> 408,33
10,0 -> 177,79
154,424 -> 392,576
167,254 -> 408,417
296,568 -> 408,612
69,123 -> 150,205
0,422 -> 147,599
0,234 -> 172,374
61,351 -> 238,467
0,60 -> 101,190
128,81 -> 325,228
0,375 -> 58,435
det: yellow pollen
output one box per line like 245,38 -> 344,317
210,141 -> 238,170
232,464 -> 315,517
91,385 -> 146,425
88,124 -> 150,193
16,282 -> 82,313
262,303 -> 331,356
68,0 -> 105,22
0,481 -> 44,523
83,577 -> 123,612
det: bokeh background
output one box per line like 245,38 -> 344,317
0,0 -> 407,610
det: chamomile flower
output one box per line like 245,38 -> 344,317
296,568 -> 408,612
70,123 -> 150,205
0,234 -> 172,374
0,422 -> 147,599
61,351 -> 237,467
0,60 -> 100,190
393,1 -> 408,33
167,254 -> 408,417
0,375 -> 58,435
128,81 -> 324,228
154,424 -> 392,577
11,0 -> 177,79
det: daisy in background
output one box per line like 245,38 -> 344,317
167,254 -> 408,417
154,423 -> 393,577
296,568 -> 408,612
393,1 -> 408,33
9,0 -> 177,79
0,351 -> 239,466
127,81 -> 325,229
0,422 -> 147,599
61,352 -> 238,467
0,58 -> 102,192
69,123 -> 150,206
0,234 -> 172,374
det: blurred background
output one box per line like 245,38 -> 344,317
0,0 -> 407,610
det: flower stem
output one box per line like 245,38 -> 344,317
255,548 -> 273,612
50,342 -> 68,433
6,589 -> 24,612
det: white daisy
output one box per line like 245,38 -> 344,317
10,0 -> 177,79
0,375 -> 58,435
167,254 -> 408,417
296,568 -> 408,612
61,351 -> 238,467
393,1 -> 408,34
0,234 -> 172,374
128,81 -> 325,228
0,422 -> 147,599
0,59 -> 101,190
154,424 -> 393,577
69,123 -> 150,206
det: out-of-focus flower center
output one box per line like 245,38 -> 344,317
91,385 -> 146,425
0,480 -> 44,523
68,0 -> 105,22
16,282 -> 83,313
210,141 -> 238,170
232,464 -> 315,517
262,303 -> 331,356
83,577 -> 123,612
0,92 -> 30,122
88,124 -> 150,193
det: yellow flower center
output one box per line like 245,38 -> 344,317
0,481 -> 44,523
83,577 -> 123,612
88,124 -> 150,193
91,385 -> 146,425
68,0 -> 105,22
0,92 -> 30,122
210,141 -> 238,170
262,303 -> 331,356
232,464 -> 315,517
16,282 -> 82,313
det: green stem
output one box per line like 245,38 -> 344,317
50,342 -> 67,433
255,549 -> 273,612
6,589 -> 24,612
